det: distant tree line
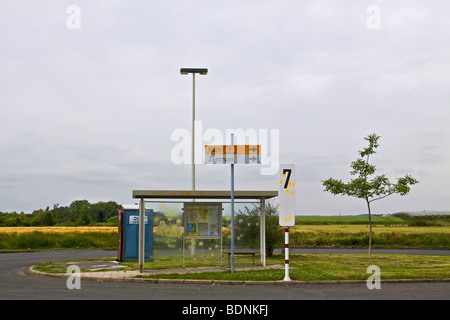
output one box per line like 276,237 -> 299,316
0,200 -> 120,227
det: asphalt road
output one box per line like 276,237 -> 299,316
0,249 -> 448,302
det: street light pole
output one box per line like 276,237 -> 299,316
180,68 -> 208,193
181,68 -> 208,259
230,133 -> 235,273
192,72 -> 195,192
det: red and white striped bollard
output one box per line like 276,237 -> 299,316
283,226 -> 291,281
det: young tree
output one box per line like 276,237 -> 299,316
322,134 -> 418,258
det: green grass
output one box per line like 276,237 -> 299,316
289,230 -> 450,249
120,252 -> 257,270
0,231 -> 117,250
295,215 -> 405,225
136,253 -> 450,281
32,252 -> 450,282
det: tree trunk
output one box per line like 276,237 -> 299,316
366,198 -> 372,258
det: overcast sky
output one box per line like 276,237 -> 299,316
1,1 -> 449,215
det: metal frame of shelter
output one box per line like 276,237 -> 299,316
132,189 -> 278,272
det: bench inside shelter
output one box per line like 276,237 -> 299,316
222,250 -> 258,268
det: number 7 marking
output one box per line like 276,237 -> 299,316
283,169 -> 292,189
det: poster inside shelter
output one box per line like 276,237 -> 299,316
184,203 -> 222,239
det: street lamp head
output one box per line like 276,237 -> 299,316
180,68 -> 208,75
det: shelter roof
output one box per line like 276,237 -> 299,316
132,190 -> 277,200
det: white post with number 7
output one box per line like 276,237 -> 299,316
279,164 -> 295,281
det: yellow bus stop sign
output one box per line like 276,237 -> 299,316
279,164 -> 295,227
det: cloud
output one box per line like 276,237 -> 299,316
0,1 -> 449,214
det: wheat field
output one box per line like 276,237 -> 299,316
0,226 -> 117,234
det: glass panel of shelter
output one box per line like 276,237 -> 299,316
145,201 -> 261,268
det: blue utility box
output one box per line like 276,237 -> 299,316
117,205 -> 153,261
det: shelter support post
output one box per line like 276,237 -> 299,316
139,198 -> 145,273
260,197 -> 266,266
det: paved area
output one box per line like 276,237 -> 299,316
3,249 -> 448,300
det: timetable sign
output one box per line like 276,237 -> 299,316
205,145 -> 261,164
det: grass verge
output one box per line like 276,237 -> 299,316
31,253 -> 450,282
125,253 -> 450,282
135,254 -> 449,281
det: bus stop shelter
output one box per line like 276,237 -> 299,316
132,189 -> 278,271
